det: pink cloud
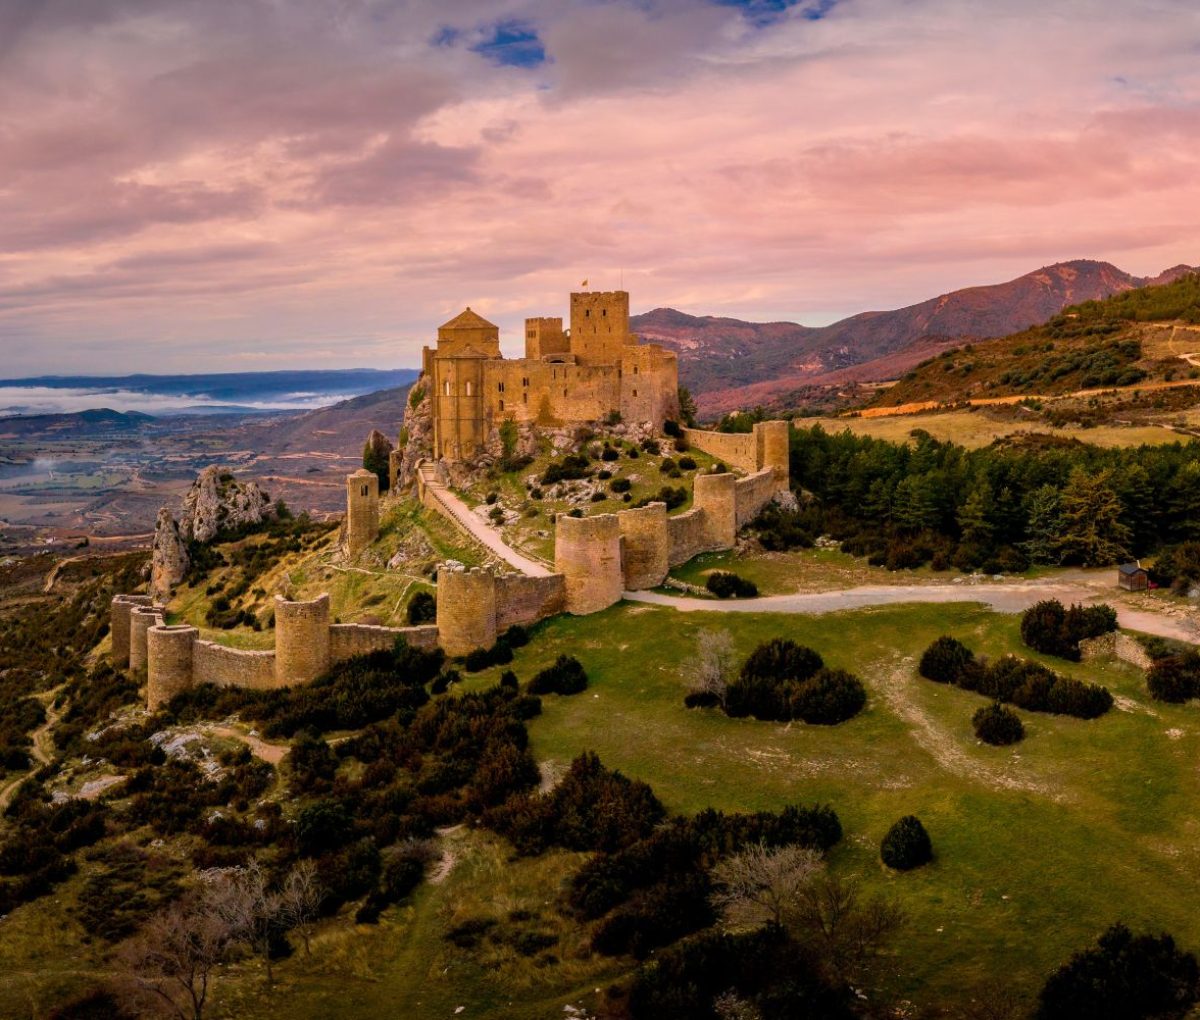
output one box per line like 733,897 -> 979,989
0,0 -> 1198,374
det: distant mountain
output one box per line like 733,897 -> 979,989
632,260 -> 1198,413
243,384 -> 416,457
0,407 -> 155,437
0,369 -> 420,417
865,271 -> 1200,410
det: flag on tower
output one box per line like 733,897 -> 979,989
581,279 -> 588,287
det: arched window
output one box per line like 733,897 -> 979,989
466,381 -> 473,396
443,380 -> 451,396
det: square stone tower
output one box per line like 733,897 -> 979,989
569,290 -> 633,366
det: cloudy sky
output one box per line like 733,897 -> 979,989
1,0 -> 1198,375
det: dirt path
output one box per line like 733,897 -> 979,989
626,580 -> 1200,643
203,724 -> 290,765
0,684 -> 65,811
875,656 -> 1063,800
858,374 -> 1200,420
417,463 -> 553,576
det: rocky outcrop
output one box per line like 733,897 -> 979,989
150,507 -> 189,601
397,379 -> 433,490
180,466 -> 274,543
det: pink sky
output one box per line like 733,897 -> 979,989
1,0 -> 1198,375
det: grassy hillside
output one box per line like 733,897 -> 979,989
869,273 -> 1200,409
4,600 -> 1197,1018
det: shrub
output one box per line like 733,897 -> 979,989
917,638 -> 1112,719
662,419 -> 682,437
973,702 -> 1025,745
919,636 -> 976,684
881,815 -> 933,871
641,438 -> 661,455
542,454 -> 591,485
406,591 -> 436,625
1147,651 -> 1200,703
751,505 -> 815,552
705,572 -> 758,599
590,491 -> 607,502
725,640 -> 865,724
678,456 -> 696,470
601,445 -> 620,461
1020,599 -> 1118,661
627,447 -> 640,459
1037,922 -> 1200,1020
610,478 -> 632,494
528,655 -> 588,695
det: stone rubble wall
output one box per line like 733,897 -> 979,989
1079,631 -> 1154,670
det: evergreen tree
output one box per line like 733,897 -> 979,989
1058,468 -> 1131,566
892,476 -> 938,533
1022,485 -> 1064,564
362,430 -> 393,492
957,482 -> 995,548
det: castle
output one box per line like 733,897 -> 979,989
112,287 -> 794,710
423,289 -> 679,462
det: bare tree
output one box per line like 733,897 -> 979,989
710,842 -> 824,930
686,630 -> 737,706
122,884 -> 237,1020
792,870 -> 905,984
212,860 -> 285,985
279,859 -> 323,957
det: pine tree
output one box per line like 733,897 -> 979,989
957,482 -> 995,549
1022,485 -> 1064,564
1058,468 -> 1131,566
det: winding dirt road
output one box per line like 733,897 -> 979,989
625,581 -> 1200,643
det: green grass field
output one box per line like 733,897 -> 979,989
3,600 -> 1197,1018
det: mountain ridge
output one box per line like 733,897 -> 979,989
632,259 -> 1197,413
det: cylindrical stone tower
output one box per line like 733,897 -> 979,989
617,502 -> 669,590
694,472 -> 738,551
436,568 -> 498,657
554,513 -> 623,615
128,605 -> 165,673
755,420 -> 790,489
147,624 -> 198,710
274,593 -> 331,686
110,594 -> 152,667
345,469 -> 380,556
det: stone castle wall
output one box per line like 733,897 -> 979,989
735,468 -> 779,527
274,594 -> 332,686
437,568 -> 498,657
128,605 -> 165,673
683,421 -> 791,488
666,507 -> 711,567
618,502 -> 669,590
495,574 -> 567,631
193,640 -> 277,690
554,513 -> 624,615
111,594 -> 153,667
681,428 -> 758,473
330,622 -> 439,660
146,624 -> 197,710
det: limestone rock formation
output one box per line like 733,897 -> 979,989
397,381 -> 433,490
180,466 -> 274,543
150,507 -> 189,601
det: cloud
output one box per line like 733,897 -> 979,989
0,0 -> 1197,376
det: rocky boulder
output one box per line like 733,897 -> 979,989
180,466 -> 274,543
150,507 -> 189,601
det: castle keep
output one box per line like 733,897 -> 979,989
423,290 -> 679,462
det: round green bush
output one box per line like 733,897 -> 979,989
972,702 -> 1025,745
881,815 -> 933,871
918,636 -> 975,684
